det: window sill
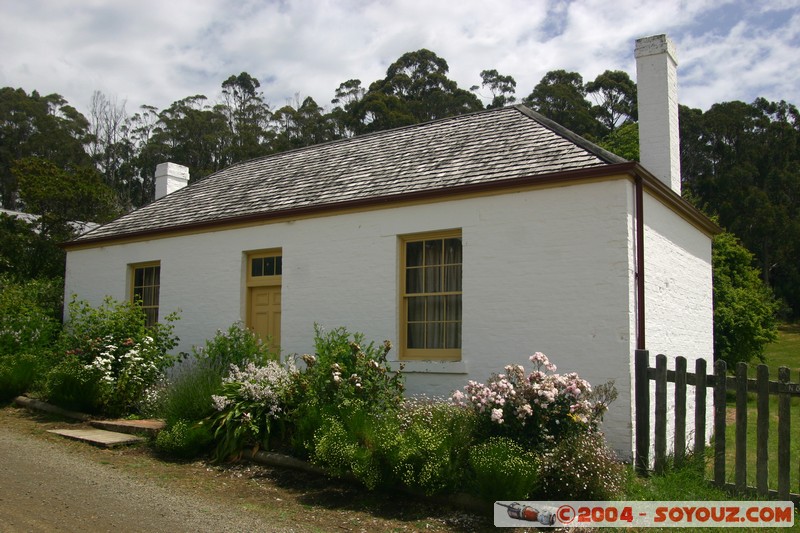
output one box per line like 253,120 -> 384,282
389,360 -> 468,374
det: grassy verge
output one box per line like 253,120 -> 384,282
720,323 -> 800,492
616,456 -> 799,532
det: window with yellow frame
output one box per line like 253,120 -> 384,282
130,261 -> 160,327
400,231 -> 462,361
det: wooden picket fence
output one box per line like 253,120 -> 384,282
634,349 -> 800,502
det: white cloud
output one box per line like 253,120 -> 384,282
0,0 -> 797,117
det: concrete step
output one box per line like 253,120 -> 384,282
90,419 -> 165,437
47,428 -> 147,448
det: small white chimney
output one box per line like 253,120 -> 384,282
154,162 -> 190,200
635,34 -> 681,195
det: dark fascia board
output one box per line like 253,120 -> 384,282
630,163 -> 721,235
63,161 -> 718,250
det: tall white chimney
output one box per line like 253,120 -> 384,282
154,162 -> 189,200
635,34 -> 681,195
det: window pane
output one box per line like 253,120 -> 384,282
445,295 -> 461,321
426,322 -> 444,349
426,296 -> 444,321
444,264 -> 461,292
152,266 -> 160,285
252,258 -> 263,277
406,267 -> 423,293
142,287 -> 155,307
264,256 -> 275,276
133,286 -> 144,302
446,322 -> 462,349
424,266 -> 441,293
406,241 -> 423,267
145,308 -> 159,328
134,268 -> 144,286
275,256 -> 282,275
444,238 -> 462,264
407,296 -> 425,322
143,266 -> 156,286
407,323 -> 425,349
424,239 -> 442,266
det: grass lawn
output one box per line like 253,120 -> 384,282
720,323 -> 800,493
764,323 -> 800,372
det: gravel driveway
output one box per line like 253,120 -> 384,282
0,407 -> 494,533
0,425 -> 278,532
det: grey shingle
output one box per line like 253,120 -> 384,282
74,105 -> 626,243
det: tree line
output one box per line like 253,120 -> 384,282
1,47 -> 796,356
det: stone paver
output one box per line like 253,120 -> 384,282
47,428 -> 146,448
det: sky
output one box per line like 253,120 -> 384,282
1,0 -> 798,118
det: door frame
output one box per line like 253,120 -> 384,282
245,249 -> 282,351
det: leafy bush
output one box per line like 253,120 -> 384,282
713,231 -> 779,366
312,406 -> 398,490
155,419 -> 213,459
295,326 -> 404,413
0,353 -> 44,401
45,297 -> 180,416
156,362 -> 221,425
390,399 -> 476,495
537,431 -> 625,500
468,437 -> 540,501
289,326 -> 403,459
152,323 -> 276,427
43,354 -> 105,413
194,322 -> 276,375
452,352 -> 616,449
0,276 -> 62,358
209,359 -> 295,461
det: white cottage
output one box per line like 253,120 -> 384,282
63,35 -> 717,457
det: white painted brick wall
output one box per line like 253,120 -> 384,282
65,177 -> 712,458
640,191 -> 714,459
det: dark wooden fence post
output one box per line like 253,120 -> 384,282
635,349 -> 650,475
756,364 -> 769,497
654,354 -> 668,474
675,356 -> 687,467
694,358 -> 707,461
735,362 -> 749,493
714,359 -> 727,488
778,366 -> 790,500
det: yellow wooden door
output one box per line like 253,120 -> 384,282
248,285 -> 281,354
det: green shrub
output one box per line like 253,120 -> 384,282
288,326 -> 403,460
59,296 -> 179,362
468,437 -> 540,501
47,296 -> 180,416
311,402 -> 400,490
295,326 -> 404,414
0,276 -> 62,358
0,353 -> 45,401
453,353 -> 616,450
151,324 -> 276,427
390,399 -> 476,495
157,361 -> 221,425
195,322 -> 276,375
155,419 -> 213,459
537,431 -> 625,500
208,359 -> 295,462
43,355 -> 105,413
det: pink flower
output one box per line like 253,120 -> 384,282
491,408 -> 504,424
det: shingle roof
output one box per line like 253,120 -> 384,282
73,105 -> 627,244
